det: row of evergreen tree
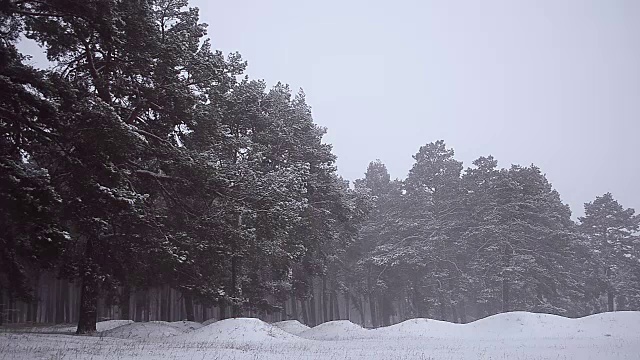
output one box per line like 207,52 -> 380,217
347,147 -> 639,327
1,0 -> 369,333
1,0 -> 638,333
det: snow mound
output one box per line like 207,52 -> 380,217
202,318 -> 217,326
374,318 -> 461,338
468,311 -> 570,338
101,322 -> 182,339
272,320 -> 310,335
96,320 -> 135,332
187,318 -> 301,342
167,320 -> 203,332
300,320 -> 369,340
573,311 -> 640,338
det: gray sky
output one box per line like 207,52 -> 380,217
192,0 -> 640,217
19,0 -> 640,218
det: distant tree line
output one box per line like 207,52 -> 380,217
346,147 -> 639,327
1,0 -> 638,332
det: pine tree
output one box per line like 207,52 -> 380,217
0,15 -> 68,304
579,193 -> 640,311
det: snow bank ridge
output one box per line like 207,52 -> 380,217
187,317 -> 301,342
272,320 -> 311,335
101,321 -> 183,339
299,320 -> 369,340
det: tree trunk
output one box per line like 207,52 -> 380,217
607,291 -> 615,312
438,294 -> 448,321
322,276 -> 329,323
231,212 -> 243,318
291,291 -> 298,321
0,286 -> 4,326
617,295 -> 627,311
344,293 -> 350,321
502,245 -> 512,313
451,303 -> 459,323
328,288 -> 335,321
219,301 -> 228,320
367,265 -> 378,328
77,239 -> 99,334
120,285 -> 131,320
309,293 -> 317,326
34,292 -> 41,323
76,276 -> 98,334
380,296 -> 389,327
301,298 -> 309,326
143,291 -> 150,322
358,295 -> 365,326
26,297 -> 33,324
184,293 -> 195,321
54,279 -> 64,324
369,294 -> 378,328
231,255 -> 242,317
332,291 -> 340,320
458,299 -> 467,324
62,281 -> 70,323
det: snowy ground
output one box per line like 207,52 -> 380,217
1,312 -> 639,360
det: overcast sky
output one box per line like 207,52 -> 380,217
188,0 -> 639,218
19,0 -> 639,218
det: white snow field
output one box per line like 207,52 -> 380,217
1,312 -> 639,360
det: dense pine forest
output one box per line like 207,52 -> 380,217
1,0 -> 639,334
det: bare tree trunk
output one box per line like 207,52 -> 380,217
451,303 -> 459,323
184,293 -> 195,321
502,245 -> 511,313
301,298 -> 309,325
458,299 -> 467,323
231,255 -> 242,317
367,265 -> 378,328
380,295 -> 393,326
369,294 -> 378,328
120,285 -> 131,320
345,293 -> 350,321
231,212 -> 243,318
617,295 -> 627,311
328,287 -> 335,321
291,291 -> 298,321
26,298 -> 33,324
438,294 -> 447,321
219,301 -> 228,320
54,279 -> 63,324
309,293 -> 317,326
321,276 -> 328,323
143,291 -> 150,322
76,278 -> 98,333
358,295 -> 366,326
607,291 -> 615,312
332,291 -> 340,320
77,239 -> 98,334
0,287 -> 4,326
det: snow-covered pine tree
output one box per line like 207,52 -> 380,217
579,193 -> 640,311
0,19 -> 68,313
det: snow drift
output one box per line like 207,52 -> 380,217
374,317 -> 461,338
202,318 -> 217,326
300,320 -> 369,340
272,320 -> 310,335
166,320 -> 203,332
101,322 -> 182,339
96,320 -> 135,332
187,317 -> 301,342
2,312 -> 640,359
